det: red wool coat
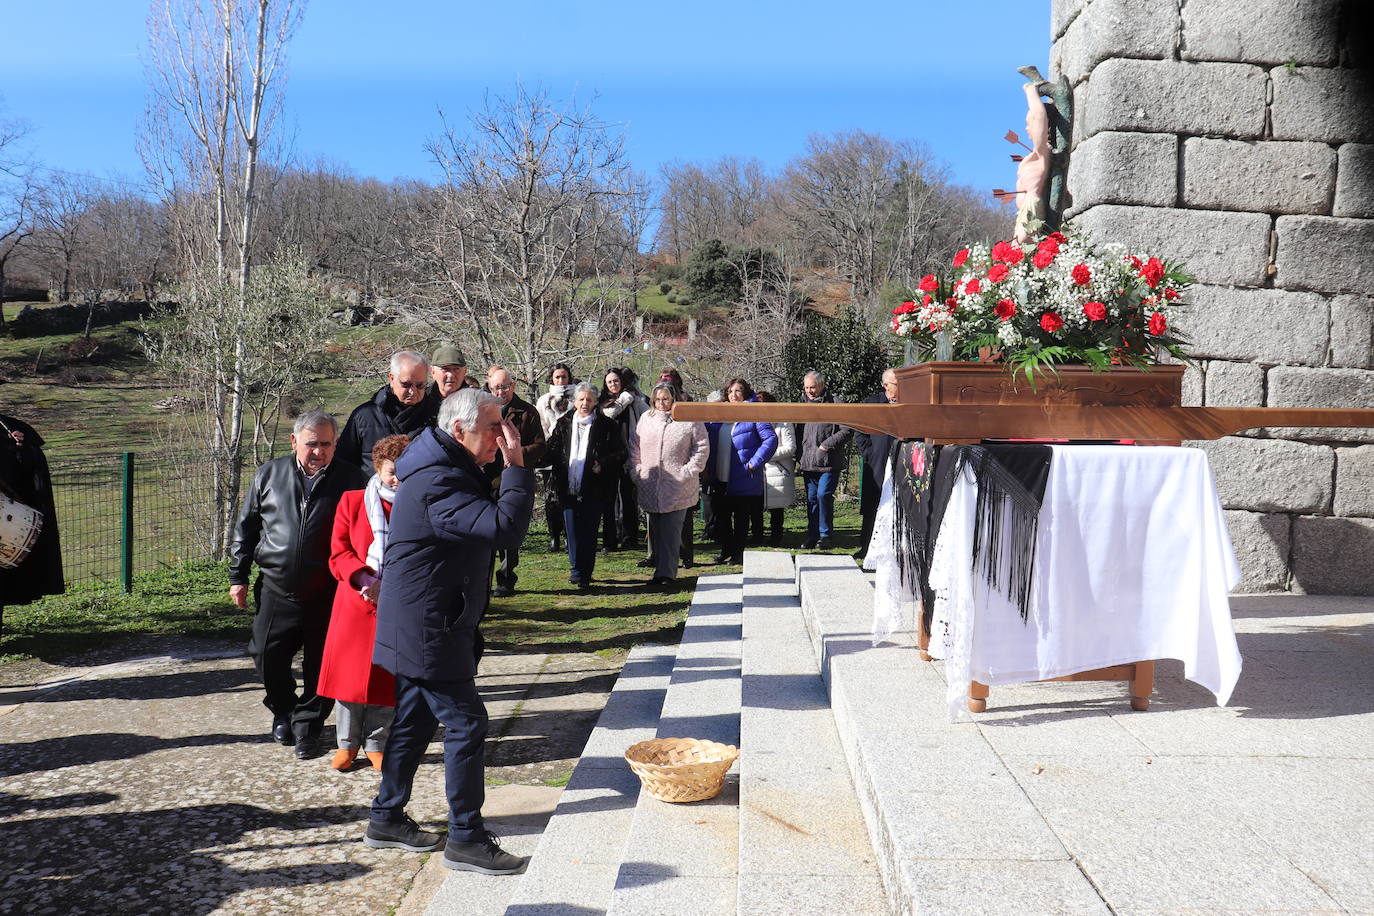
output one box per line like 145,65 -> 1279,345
317,489 -> 396,706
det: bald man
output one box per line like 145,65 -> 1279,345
482,367 -> 547,596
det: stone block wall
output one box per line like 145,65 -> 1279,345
1051,0 -> 1374,594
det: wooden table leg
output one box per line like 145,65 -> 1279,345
968,680 -> 989,713
1130,660 -> 1156,711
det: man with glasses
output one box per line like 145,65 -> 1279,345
482,367 -> 547,597
338,350 -> 440,474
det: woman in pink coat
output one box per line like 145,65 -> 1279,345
318,434 -> 408,772
630,381 -> 709,587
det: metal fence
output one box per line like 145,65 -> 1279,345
48,451 -> 251,589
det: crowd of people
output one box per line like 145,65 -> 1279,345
222,344 -> 899,877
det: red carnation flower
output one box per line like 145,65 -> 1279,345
1082,301 -> 1107,322
953,248 -> 970,267
991,241 -> 1010,262
1048,231 -> 1068,245
965,278 -> 982,295
1003,247 -> 1025,265
1141,257 -> 1165,288
1040,311 -> 1064,333
1071,263 -> 1092,286
1126,254 -> 1143,269
919,274 -> 938,292
1032,248 -> 1056,269
994,298 -> 1017,320
1148,312 -> 1168,336
1163,287 -> 1180,300
987,263 -> 1010,283
921,293 -> 933,306
892,300 -> 916,315
945,297 -> 958,311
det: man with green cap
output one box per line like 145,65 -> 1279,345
430,343 -> 477,399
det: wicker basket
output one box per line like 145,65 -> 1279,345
623,737 -> 740,803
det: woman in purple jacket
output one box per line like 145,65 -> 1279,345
705,378 -> 778,565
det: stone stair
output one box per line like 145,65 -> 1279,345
485,555 -> 887,915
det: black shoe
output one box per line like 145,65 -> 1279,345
577,580 -> 591,591
491,584 -> 515,598
294,735 -> 323,760
852,549 -> 867,560
681,559 -> 694,569
817,538 -> 833,549
548,538 -> 561,552
365,815 -> 446,852
711,553 -> 728,565
443,831 -> 529,875
800,539 -> 818,550
271,715 -> 291,746
635,557 -> 654,568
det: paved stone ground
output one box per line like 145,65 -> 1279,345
0,640 -> 619,916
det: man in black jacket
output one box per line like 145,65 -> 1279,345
483,366 -> 547,597
337,350 -> 439,473
229,410 -> 368,759
797,371 -> 852,549
853,368 -> 900,560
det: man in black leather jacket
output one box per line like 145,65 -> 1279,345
229,410 -> 369,759
337,350 -> 440,473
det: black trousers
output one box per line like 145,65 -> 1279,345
496,547 -> 519,588
248,578 -> 334,739
858,471 -> 884,556
713,492 -> 758,563
601,469 -> 640,548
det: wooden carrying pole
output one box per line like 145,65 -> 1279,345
671,401 -> 1374,442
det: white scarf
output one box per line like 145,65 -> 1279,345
364,473 -> 397,573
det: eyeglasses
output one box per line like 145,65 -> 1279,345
490,384 -> 514,392
395,381 -> 423,390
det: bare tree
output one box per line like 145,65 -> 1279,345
143,0 -> 306,555
410,86 -> 645,397
29,172 -> 97,303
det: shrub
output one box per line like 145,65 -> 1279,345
659,282 -> 672,295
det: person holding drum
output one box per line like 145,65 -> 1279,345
0,412 -> 64,628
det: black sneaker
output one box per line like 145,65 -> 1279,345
443,831 -> 529,875
800,539 -> 818,550
635,557 -> 654,568
365,815 -> 446,852
491,584 -> 515,598
817,538 -> 833,549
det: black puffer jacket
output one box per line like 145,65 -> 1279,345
228,456 -> 369,600
545,411 -> 626,504
337,385 -> 440,473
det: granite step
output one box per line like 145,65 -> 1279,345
606,573 -> 743,915
503,644 -> 677,915
737,550 -> 889,914
793,555 -> 1108,915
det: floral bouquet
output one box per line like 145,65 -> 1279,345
891,227 -> 1193,383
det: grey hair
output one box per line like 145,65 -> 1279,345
390,349 -> 430,375
651,380 -> 679,402
804,370 -> 826,385
438,387 -> 500,434
573,381 -> 599,399
293,410 -> 337,435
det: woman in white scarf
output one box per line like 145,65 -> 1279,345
318,434 -> 409,772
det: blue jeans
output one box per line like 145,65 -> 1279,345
803,470 -> 837,542
372,674 -> 488,841
563,495 -> 604,584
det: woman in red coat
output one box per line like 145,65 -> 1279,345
318,434 -> 408,771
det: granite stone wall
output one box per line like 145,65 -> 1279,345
1051,0 -> 1374,593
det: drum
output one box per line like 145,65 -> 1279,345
0,492 -> 43,569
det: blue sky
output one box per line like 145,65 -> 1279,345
1,1 -> 1049,197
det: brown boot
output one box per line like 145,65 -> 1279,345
330,748 -> 358,771
366,751 -> 384,771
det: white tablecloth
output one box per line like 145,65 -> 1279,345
874,445 -> 1243,719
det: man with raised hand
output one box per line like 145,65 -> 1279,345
364,388 -> 535,876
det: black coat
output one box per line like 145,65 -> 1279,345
372,427 -> 534,682
545,411 -> 626,504
854,390 -> 897,489
0,413 -> 63,606
228,455 -> 368,601
337,385 -> 440,473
